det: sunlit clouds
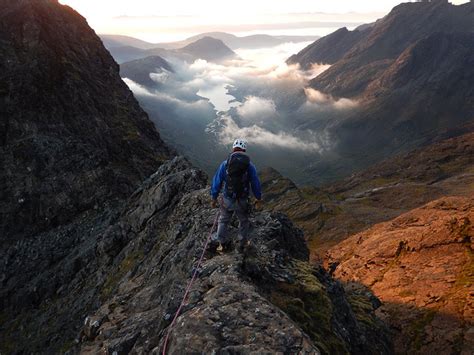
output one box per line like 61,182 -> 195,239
121,42 -> 353,154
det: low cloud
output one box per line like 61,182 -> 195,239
124,41 -> 353,169
304,87 -> 358,110
217,115 -> 324,152
237,96 -> 276,123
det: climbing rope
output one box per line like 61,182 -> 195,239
161,209 -> 220,355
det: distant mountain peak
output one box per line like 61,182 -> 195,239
181,36 -> 236,61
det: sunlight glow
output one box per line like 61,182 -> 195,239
58,0 -> 470,42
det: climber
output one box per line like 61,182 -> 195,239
209,138 -> 263,253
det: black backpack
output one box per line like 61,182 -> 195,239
225,152 -> 250,198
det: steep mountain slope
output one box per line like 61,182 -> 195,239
120,56 -> 174,87
309,1 -> 474,98
287,27 -> 370,69
261,132 -> 474,258
325,196 -> 474,354
0,1 -> 393,354
287,2 -> 474,178
0,0 -> 172,239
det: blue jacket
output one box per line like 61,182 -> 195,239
211,156 -> 262,200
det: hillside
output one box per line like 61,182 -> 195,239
179,36 -> 236,62
325,196 -> 473,354
120,56 -> 174,87
261,131 -> 474,354
100,34 -> 158,49
304,2 -> 474,98
101,32 -> 320,51
287,27 -> 370,69
261,132 -> 474,259
107,37 -> 237,64
0,0 -> 172,240
285,2 -> 474,178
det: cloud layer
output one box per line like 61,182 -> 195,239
122,41 -> 359,181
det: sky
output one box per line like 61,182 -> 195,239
59,0 -> 469,42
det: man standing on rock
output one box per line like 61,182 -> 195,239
210,138 -> 263,253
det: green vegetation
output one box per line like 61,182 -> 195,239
0,312 -> 27,354
455,245 -> 474,288
101,249 -> 144,300
408,309 -> 437,351
354,177 -> 398,191
346,293 -> 378,328
269,260 -> 349,355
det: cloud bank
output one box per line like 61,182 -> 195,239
123,41 -> 358,181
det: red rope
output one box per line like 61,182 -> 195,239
161,210 -> 220,355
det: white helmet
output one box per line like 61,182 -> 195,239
233,138 -> 248,150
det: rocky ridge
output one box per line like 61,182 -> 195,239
0,1 -> 392,353
307,1 -> 474,98
1,158 -> 392,354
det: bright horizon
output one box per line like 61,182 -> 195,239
58,0 -> 470,42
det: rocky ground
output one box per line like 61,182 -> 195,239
1,158 -> 392,354
325,196 -> 474,354
261,132 -> 474,260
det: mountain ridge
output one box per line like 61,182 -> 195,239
107,36 -> 237,64
0,1 -> 392,354
0,0 -> 172,239
307,1 -> 474,98
101,32 -> 320,51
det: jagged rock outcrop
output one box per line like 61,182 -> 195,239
325,196 -> 474,354
0,0 -> 172,239
1,157 -> 393,354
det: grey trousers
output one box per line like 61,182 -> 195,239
212,196 -> 250,244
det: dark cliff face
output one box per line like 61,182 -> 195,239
0,0 -> 172,239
